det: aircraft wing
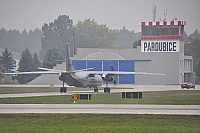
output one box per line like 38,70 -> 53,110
4,67 -> 96,75
85,71 -> 166,76
4,71 -> 60,75
4,67 -> 68,75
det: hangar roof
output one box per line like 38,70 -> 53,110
82,51 -> 125,60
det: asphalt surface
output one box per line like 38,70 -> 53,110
1,84 -> 199,98
0,104 -> 199,115
0,85 -> 199,115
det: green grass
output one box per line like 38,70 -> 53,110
0,114 -> 199,133
0,87 -> 93,94
1,90 -> 199,105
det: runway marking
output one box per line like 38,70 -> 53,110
0,104 -> 199,115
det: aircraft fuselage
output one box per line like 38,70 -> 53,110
59,71 -> 103,88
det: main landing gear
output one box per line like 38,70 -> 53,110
104,81 -> 110,93
104,87 -> 110,93
60,81 -> 67,93
94,87 -> 98,92
93,82 -> 111,93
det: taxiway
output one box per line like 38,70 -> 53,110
0,104 -> 199,115
1,84 -> 199,98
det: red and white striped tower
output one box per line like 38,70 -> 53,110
139,20 -> 187,83
139,20 -> 186,52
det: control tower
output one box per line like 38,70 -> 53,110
140,20 -> 186,52
139,20 -> 195,84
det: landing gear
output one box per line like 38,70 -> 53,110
104,81 -> 110,93
60,81 -> 67,93
60,87 -> 67,93
104,87 -> 110,93
94,87 -> 98,92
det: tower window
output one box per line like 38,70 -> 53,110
142,26 -> 150,36
161,26 -> 169,35
152,26 -> 160,36
170,25 -> 179,35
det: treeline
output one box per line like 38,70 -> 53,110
185,29 -> 200,84
112,26 -> 140,47
0,15 -> 140,59
0,28 -> 42,55
0,48 -> 41,84
0,46 -> 65,83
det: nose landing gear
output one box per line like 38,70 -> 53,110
60,81 -> 67,93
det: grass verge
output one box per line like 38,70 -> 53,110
0,90 -> 199,105
0,114 -> 199,133
0,87 -> 93,94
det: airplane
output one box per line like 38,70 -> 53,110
5,44 -> 166,93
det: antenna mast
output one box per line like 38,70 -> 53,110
164,8 -> 167,21
152,4 -> 157,22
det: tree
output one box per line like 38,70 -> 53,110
0,28 -> 42,55
111,26 -> 139,47
185,38 -> 200,84
40,15 -> 74,59
33,52 -> 41,70
0,65 -> 6,83
0,48 -> 15,73
189,29 -> 200,39
17,49 -> 39,83
75,19 -> 115,48
42,47 -> 62,69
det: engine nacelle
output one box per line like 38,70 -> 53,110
59,73 -> 64,81
102,74 -> 115,82
102,74 -> 106,80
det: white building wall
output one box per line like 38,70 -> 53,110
132,47 -> 179,85
178,40 -> 185,84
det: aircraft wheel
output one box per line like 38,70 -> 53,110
60,87 -> 67,93
104,87 -> 110,93
94,88 -> 98,93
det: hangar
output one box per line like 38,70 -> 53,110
72,52 -> 135,84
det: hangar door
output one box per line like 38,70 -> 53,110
72,60 -> 135,84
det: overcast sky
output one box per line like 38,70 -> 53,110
0,0 -> 199,34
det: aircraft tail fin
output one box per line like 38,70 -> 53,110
66,42 -> 75,71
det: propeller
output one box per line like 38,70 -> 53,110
110,64 -> 114,71
110,64 -> 117,85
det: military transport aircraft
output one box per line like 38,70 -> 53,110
5,44 -> 165,93
5,59 -> 166,93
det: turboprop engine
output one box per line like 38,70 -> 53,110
102,64 -> 117,84
102,74 -> 116,83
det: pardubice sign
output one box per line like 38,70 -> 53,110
141,40 -> 179,52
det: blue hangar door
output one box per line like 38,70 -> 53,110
72,60 -> 135,84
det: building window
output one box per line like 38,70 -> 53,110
170,25 -> 179,35
152,26 -> 160,36
161,26 -> 169,35
142,26 -> 150,36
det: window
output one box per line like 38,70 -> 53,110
152,26 -> 160,36
170,26 -> 179,35
161,26 -> 169,35
142,26 -> 150,36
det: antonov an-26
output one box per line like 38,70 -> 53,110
5,44 -> 165,93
